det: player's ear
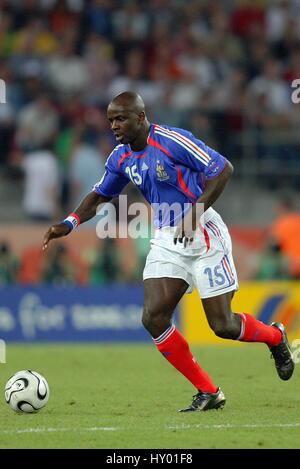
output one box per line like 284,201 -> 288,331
138,111 -> 145,123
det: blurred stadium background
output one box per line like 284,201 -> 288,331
1,0 -> 300,449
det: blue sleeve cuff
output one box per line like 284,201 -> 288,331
205,158 -> 227,180
93,187 -> 115,198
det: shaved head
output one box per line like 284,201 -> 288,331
107,91 -> 150,150
109,91 -> 145,114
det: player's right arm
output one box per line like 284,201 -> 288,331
43,147 -> 129,251
42,192 -> 111,251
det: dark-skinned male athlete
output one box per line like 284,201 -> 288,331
43,92 -> 294,412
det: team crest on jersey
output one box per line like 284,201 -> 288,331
156,161 -> 169,181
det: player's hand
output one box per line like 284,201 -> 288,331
42,223 -> 71,251
173,208 -> 197,247
173,205 -> 198,248
173,226 -> 195,248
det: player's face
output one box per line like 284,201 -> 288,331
107,104 -> 144,144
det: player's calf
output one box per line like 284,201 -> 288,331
207,313 -> 241,340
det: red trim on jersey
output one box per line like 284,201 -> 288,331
148,137 -> 173,157
134,152 -> 148,159
176,167 -> 196,200
155,124 -> 211,163
117,150 -> 133,168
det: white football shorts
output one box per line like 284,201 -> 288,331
143,209 -> 238,299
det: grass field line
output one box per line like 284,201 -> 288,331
167,422 -> 300,430
0,426 -> 119,435
2,422 -> 300,436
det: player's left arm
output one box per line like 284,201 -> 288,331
197,159 -> 234,212
161,126 -> 233,212
174,160 -> 233,246
161,127 -> 233,245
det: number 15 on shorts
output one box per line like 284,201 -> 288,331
203,261 -> 234,290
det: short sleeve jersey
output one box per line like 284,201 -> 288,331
93,124 -> 227,227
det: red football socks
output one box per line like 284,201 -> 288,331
153,325 -> 218,393
237,313 -> 282,346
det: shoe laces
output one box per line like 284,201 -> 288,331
192,391 -> 210,404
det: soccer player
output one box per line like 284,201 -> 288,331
43,92 -> 294,412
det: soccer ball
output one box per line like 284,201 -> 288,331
4,370 -> 49,413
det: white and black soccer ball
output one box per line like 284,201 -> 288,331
4,370 -> 49,413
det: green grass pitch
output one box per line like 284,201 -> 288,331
1,343 -> 299,449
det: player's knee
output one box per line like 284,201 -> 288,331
141,307 -> 152,331
142,305 -> 170,336
141,306 -> 162,331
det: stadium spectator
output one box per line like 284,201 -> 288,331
270,196 -> 300,278
22,146 -> 60,221
69,133 -> 106,208
86,0 -> 113,38
0,64 -> 15,165
42,91 -> 295,413
18,245 -> 44,285
47,38 -> 88,98
111,1 -> 150,43
89,238 -> 120,285
108,48 -> 159,105
255,239 -> 289,280
0,241 -> 19,285
248,58 -> 290,114
47,0 -> 82,34
42,243 -> 75,285
83,33 -> 117,105
15,94 -> 58,152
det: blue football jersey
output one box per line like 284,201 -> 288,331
93,124 -> 227,228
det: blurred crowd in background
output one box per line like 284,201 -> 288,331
0,0 -> 300,285
0,236 -> 149,286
